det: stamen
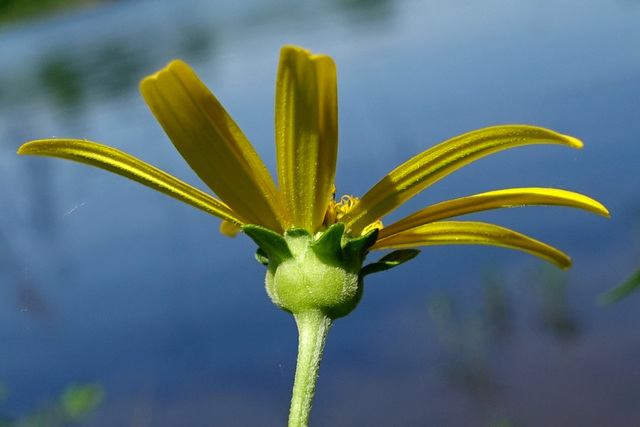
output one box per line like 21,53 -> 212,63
323,192 -> 383,235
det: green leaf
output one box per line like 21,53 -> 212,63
597,266 -> 640,305
361,249 -> 420,277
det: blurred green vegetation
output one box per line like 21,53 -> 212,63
598,265 -> 640,304
0,382 -> 103,427
428,273 -> 511,398
529,266 -> 578,338
0,15 -> 216,116
0,0 -> 99,24
428,265 -> 583,425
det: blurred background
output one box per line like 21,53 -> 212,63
1,0 -> 639,425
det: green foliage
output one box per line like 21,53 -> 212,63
531,266 -> 578,338
39,56 -> 84,111
598,265 -> 640,305
0,0 -> 97,24
60,384 -> 103,421
0,383 -> 103,427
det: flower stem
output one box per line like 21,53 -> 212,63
288,310 -> 332,427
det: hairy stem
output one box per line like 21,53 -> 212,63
288,310 -> 332,427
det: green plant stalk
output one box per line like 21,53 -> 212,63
243,224 -> 410,425
288,310 -> 332,427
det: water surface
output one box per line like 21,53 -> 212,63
1,0 -> 639,425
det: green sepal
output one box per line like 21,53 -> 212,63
285,227 -> 312,239
310,223 -> 345,263
243,224 -> 293,264
342,228 -> 379,260
255,248 -> 270,266
361,249 -> 420,278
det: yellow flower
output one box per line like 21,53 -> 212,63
18,46 -> 608,270
18,46 -> 610,427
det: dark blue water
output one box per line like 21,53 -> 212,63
1,0 -> 639,425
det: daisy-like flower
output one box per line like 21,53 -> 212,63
18,46 -> 608,426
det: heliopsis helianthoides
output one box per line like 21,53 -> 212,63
19,46 -> 608,426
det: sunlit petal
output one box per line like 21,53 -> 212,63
342,126 -> 583,235
372,220 -> 572,269
140,60 -> 290,232
18,139 -> 245,225
220,220 -> 242,237
275,46 -> 338,232
379,187 -> 610,240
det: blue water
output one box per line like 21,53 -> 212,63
1,0 -> 639,425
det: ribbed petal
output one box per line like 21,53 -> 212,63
341,126 -> 583,236
140,60 -> 290,232
18,139 -> 245,225
275,46 -> 338,232
379,187 -> 610,240
372,220 -> 572,269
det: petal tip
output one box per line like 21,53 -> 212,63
280,45 -> 334,65
557,257 -> 572,270
17,139 -> 49,156
565,134 -> 583,149
139,59 -> 189,91
17,143 -> 31,155
599,206 -> 611,218
281,45 -> 307,55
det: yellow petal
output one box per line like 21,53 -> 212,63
275,46 -> 338,232
341,125 -> 583,236
379,187 -> 610,240
18,139 -> 245,225
372,221 -> 572,269
220,220 -> 242,237
140,60 -> 290,232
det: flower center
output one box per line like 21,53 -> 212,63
323,191 -> 383,235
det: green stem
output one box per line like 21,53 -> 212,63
288,310 -> 332,427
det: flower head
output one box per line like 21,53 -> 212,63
18,46 -> 608,311
18,45 -> 609,426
